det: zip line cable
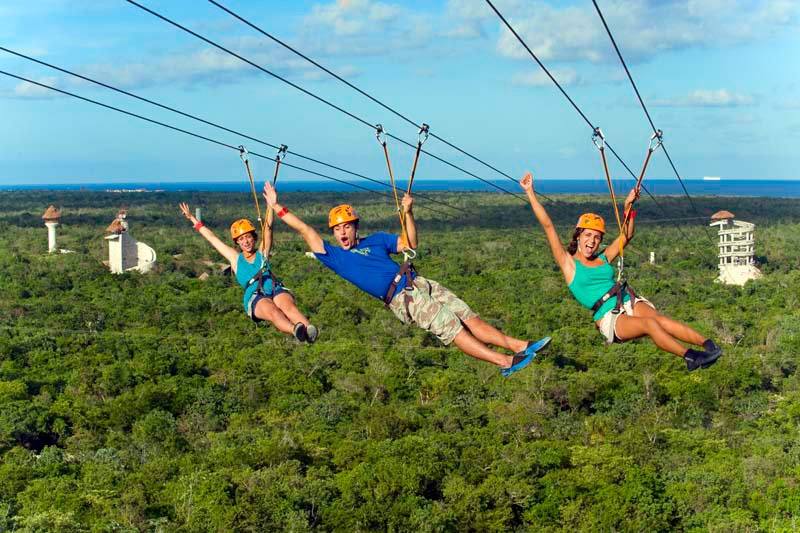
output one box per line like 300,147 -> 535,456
484,0 -> 693,244
589,0 -> 715,244
124,0 -> 528,203
205,0 -> 556,204
0,70 -> 455,212
0,46 -> 463,217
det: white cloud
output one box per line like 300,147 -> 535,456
306,0 -> 404,37
442,21 -> 485,39
652,89 -> 755,107
301,63 -> 362,81
511,68 -> 579,87
11,75 -> 59,99
490,0 -> 800,65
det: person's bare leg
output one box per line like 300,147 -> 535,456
254,298 -> 295,334
462,317 -> 527,353
273,292 -> 309,326
452,328 -> 515,367
614,314 -> 687,357
634,302 -> 706,347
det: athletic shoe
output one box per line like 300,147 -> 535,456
525,336 -> 552,356
293,323 -> 308,343
703,339 -> 722,357
701,339 -> 722,368
306,324 -> 319,344
684,348 -> 721,371
501,352 -> 535,377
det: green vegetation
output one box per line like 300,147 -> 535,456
1,188 -> 799,532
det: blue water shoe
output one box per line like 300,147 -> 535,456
525,336 -> 552,356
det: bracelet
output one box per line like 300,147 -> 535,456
193,221 -> 204,231
629,208 -> 637,220
277,207 -> 289,218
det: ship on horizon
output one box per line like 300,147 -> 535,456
703,176 -> 721,181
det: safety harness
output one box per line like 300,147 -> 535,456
375,123 -> 430,315
238,144 -> 288,295
245,263 -> 283,296
590,129 -> 662,315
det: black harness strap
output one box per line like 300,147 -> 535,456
591,279 -> 639,315
383,260 -> 416,320
246,267 -> 282,295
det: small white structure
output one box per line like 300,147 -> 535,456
105,210 -> 156,274
710,210 -> 762,286
42,205 -> 61,253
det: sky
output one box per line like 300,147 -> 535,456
1,0 -> 799,187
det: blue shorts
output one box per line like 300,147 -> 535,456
246,287 -> 291,323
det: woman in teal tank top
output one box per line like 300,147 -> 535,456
179,202 -> 318,343
519,172 -> 722,371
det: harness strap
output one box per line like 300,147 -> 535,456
383,260 -> 416,309
591,280 -> 628,315
245,267 -> 282,295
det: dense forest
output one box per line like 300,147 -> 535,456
0,188 -> 798,532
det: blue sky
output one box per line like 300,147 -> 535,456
1,0 -> 799,186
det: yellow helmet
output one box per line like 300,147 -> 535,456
576,213 -> 605,234
230,219 -> 257,240
328,204 -> 359,228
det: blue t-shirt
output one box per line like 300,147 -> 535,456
235,251 -> 278,312
314,232 -> 416,300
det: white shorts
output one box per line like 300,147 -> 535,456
596,295 -> 655,344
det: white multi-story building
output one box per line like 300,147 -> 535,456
709,210 -> 762,285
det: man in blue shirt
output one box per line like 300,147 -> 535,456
262,182 -> 550,376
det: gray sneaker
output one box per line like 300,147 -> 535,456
306,324 -> 319,344
292,323 -> 308,342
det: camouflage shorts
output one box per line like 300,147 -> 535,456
387,275 -> 478,345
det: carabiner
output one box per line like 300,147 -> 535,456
616,256 -> 626,282
649,129 -> 663,153
403,248 -> 417,262
592,127 -> 606,150
276,144 -> 288,162
238,145 -> 249,163
418,123 -> 430,145
375,124 -> 387,146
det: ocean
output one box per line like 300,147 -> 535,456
1,179 -> 799,197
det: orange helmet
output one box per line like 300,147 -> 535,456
576,213 -> 605,234
230,219 -> 257,240
328,204 -> 359,228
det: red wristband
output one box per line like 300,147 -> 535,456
277,207 -> 289,218
193,221 -> 204,231
629,208 -> 637,221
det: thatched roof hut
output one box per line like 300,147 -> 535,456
42,205 -> 61,221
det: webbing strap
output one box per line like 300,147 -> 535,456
621,130 -> 661,232
375,124 -> 411,251
239,146 -> 267,250
383,260 -> 416,308
592,129 -> 625,260
406,124 -> 429,194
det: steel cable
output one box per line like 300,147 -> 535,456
484,0 -> 693,243
125,0 -> 527,202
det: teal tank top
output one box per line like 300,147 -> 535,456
567,253 -> 630,321
235,252 -> 277,312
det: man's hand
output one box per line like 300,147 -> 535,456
401,193 -> 414,214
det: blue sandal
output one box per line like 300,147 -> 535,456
501,337 -> 552,377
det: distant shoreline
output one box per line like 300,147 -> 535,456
1,179 -> 799,198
